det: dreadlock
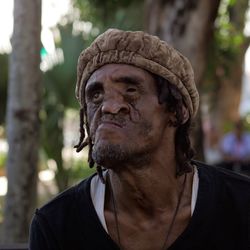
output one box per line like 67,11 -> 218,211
74,102 -> 105,183
75,74 -> 195,181
74,107 -> 87,152
155,75 -> 195,176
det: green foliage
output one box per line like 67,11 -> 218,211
41,23 -> 86,191
73,0 -> 144,31
203,0 -> 248,93
244,113 -> 250,132
68,159 -> 95,185
43,24 -> 83,109
0,152 -> 6,169
222,116 -> 250,133
215,0 -> 244,53
228,0 -> 236,5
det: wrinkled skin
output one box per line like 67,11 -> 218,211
85,64 -> 176,169
84,64 -> 192,250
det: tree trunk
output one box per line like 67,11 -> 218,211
212,45 -> 248,131
4,0 -> 41,243
209,0 -> 250,131
145,0 -> 220,160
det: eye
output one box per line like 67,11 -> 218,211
92,91 -> 103,102
126,87 -> 137,93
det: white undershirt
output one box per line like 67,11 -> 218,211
90,167 -> 199,234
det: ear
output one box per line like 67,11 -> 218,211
167,105 -> 189,127
167,112 -> 178,127
181,105 -> 189,124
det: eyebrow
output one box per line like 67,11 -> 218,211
113,76 -> 143,86
85,75 -> 144,94
85,81 -> 103,95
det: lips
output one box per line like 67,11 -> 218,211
99,121 -> 123,129
92,115 -> 127,135
100,116 -> 126,127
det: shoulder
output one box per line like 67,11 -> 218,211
193,160 -> 250,202
29,174 -> 102,249
190,161 -> 250,248
194,160 -> 250,183
33,174 -> 96,229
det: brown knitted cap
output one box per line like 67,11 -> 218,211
76,29 -> 199,117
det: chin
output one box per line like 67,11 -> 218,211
94,130 -> 126,145
92,141 -> 152,169
92,142 -> 127,167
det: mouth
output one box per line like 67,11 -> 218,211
99,121 -> 123,128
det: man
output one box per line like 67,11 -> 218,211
220,119 -> 250,174
29,29 -> 250,250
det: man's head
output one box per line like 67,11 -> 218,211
85,63 -> 180,169
74,29 -> 199,178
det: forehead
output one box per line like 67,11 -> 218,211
86,64 -> 155,88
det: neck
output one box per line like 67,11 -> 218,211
106,157 -> 193,217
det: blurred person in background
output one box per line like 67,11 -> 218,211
220,119 -> 250,175
29,29 -> 250,250
204,124 -> 222,165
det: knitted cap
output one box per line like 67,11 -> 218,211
76,29 -> 199,117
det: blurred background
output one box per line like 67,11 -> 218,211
0,0 -> 250,245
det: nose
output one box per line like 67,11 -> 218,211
101,94 -> 129,115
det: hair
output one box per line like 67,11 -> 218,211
155,75 -> 195,176
74,74 -> 195,181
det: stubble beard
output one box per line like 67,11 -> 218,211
91,121 -> 154,170
92,143 -> 130,168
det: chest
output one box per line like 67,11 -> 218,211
105,208 -> 191,250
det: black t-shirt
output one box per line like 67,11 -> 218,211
29,162 -> 250,250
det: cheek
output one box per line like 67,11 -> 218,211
86,105 -> 102,136
128,97 -> 156,123
140,107 -> 168,136
128,103 -> 141,122
86,107 -> 94,124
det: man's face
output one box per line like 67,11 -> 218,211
85,64 -> 175,169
